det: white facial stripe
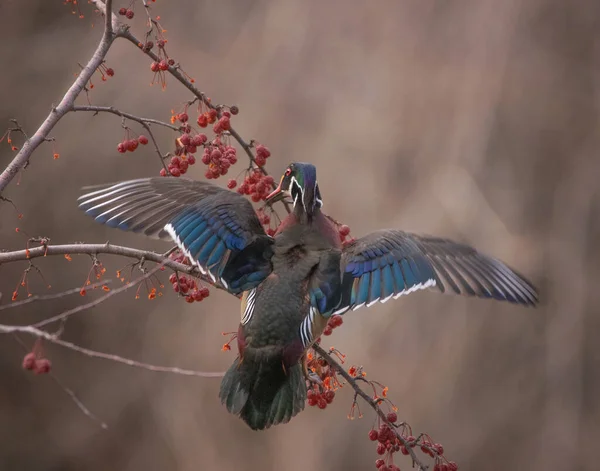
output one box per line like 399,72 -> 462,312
314,180 -> 323,208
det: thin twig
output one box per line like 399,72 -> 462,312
1,324 -> 224,377
70,105 -> 180,131
52,374 -> 109,429
0,243 -> 209,282
0,279 -> 112,312
33,265 -> 162,328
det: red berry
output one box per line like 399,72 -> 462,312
160,168 -> 167,177
255,154 -> 266,167
170,167 -> 181,177
170,156 -> 181,167
150,61 -> 159,72
178,112 -> 189,123
447,462 -> 458,471
197,114 -> 208,127
369,430 -> 379,441
400,446 -> 409,455
157,39 -> 166,48
434,443 -> 444,455
105,67 -> 114,77
34,358 -> 51,374
324,390 -> 335,403
375,459 -> 385,469
158,60 -> 169,71
168,58 -> 175,66
128,139 -> 138,152
125,9 -> 134,19
308,397 -> 317,406
180,133 -> 191,146
230,105 -> 239,115
255,144 -> 270,157
376,443 -> 386,455
117,142 -> 126,153
218,116 -> 231,130
185,295 -> 194,303
118,7 -> 127,15
169,273 -> 177,284
187,155 -> 196,165
138,135 -> 149,145
387,412 -> 397,423
227,179 -> 237,189
143,41 -> 154,51
199,287 -> 209,298
323,326 -> 333,336
22,352 -> 36,370
307,389 -> 316,399
339,224 -> 351,237
317,398 -> 327,409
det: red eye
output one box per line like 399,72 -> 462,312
285,168 -> 292,176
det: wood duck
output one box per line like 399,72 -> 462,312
78,162 -> 538,430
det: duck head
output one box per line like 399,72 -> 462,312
266,162 -> 323,220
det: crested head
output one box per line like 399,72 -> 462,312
266,162 -> 323,219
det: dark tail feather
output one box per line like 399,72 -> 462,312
219,354 -> 306,430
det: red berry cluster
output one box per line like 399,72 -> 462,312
197,109 -> 218,128
98,63 -> 115,82
22,352 -> 51,375
148,37 -> 173,88
117,7 -> 134,19
304,348 -> 343,410
201,138 -> 237,179
254,144 -> 271,166
307,388 -> 335,409
117,135 -> 148,153
322,313 -> 343,336
369,424 -> 456,471
168,273 -> 210,303
212,110 -> 231,134
237,170 -> 274,202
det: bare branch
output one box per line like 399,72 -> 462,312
1,323 -> 224,377
0,1 -> 125,194
33,265 -> 162,328
0,280 -> 112,312
70,105 -> 180,131
0,243 -> 209,282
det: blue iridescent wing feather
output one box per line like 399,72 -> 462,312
78,177 -> 274,294
321,230 -> 537,316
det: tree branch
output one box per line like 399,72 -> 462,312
0,0 -> 127,195
0,279 -> 111,312
314,345 -> 429,471
120,29 -> 292,214
70,105 -> 181,131
1,323 -> 224,377
0,242 -> 207,279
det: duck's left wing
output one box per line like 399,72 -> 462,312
329,230 -> 538,315
78,177 -> 274,294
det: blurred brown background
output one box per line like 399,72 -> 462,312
1,0 -> 599,470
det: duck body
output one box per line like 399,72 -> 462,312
224,211 -> 341,429
77,162 -> 539,431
